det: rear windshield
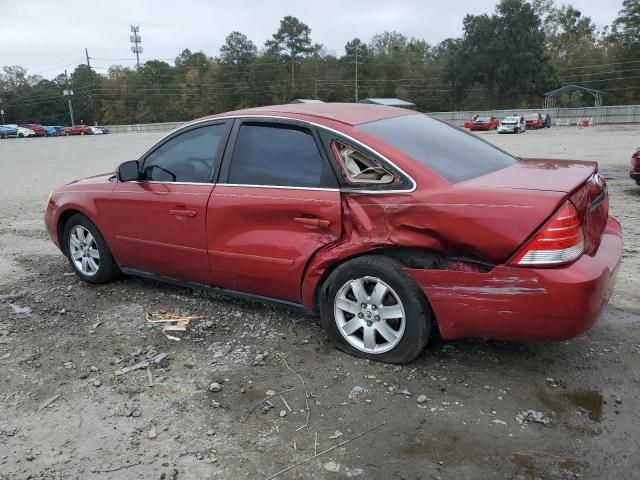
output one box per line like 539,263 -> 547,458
357,114 -> 517,183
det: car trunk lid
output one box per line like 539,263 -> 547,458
460,158 -> 608,257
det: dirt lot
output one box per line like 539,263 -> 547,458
1,125 -> 639,480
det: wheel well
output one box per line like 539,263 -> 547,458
311,247 -> 446,314
57,209 -> 84,254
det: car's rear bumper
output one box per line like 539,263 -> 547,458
407,217 -> 622,342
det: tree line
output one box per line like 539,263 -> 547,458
1,0 -> 638,126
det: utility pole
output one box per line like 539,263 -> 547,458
130,26 -> 143,68
63,69 -> 75,126
85,48 -> 96,125
354,45 -> 359,103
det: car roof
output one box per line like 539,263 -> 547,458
204,103 -> 417,127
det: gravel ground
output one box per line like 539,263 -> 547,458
0,125 -> 639,480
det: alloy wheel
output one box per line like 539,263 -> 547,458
334,276 -> 406,354
69,225 -> 100,276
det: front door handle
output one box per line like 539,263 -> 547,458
294,217 -> 331,228
169,209 -> 197,217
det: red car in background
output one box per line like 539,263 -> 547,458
21,123 -> 46,137
524,113 -> 544,129
469,116 -> 499,131
44,104 -> 622,363
631,145 -> 640,186
64,125 -> 93,136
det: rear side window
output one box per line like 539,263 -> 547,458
357,114 -> 516,183
228,124 -> 336,188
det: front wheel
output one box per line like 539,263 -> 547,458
319,256 -> 432,364
63,214 -> 120,284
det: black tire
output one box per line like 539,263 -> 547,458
319,255 -> 432,364
515,127 -> 520,134
62,214 -> 120,284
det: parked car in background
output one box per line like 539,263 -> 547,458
44,103 -> 622,364
524,113 -> 544,130
64,125 -> 93,135
16,125 -> 36,138
21,124 -> 46,137
43,126 -> 65,137
0,125 -> 18,138
631,145 -> 640,186
96,126 -> 110,134
470,116 -> 499,131
90,126 -> 104,135
541,113 -> 552,128
498,116 -> 526,134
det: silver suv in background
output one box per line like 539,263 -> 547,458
497,115 -> 526,134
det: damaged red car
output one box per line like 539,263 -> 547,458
44,104 -> 623,363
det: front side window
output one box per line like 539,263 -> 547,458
141,124 -> 227,183
228,124 -> 336,188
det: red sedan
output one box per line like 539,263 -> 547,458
44,104 -> 622,363
21,123 -> 46,137
469,116 -> 499,131
631,146 -> 640,185
64,125 -> 93,136
524,113 -> 544,129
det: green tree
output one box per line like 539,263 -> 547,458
265,16 -> 318,90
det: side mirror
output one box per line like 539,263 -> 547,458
117,160 -> 140,182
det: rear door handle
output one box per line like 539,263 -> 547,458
169,209 -> 197,217
294,217 -> 330,228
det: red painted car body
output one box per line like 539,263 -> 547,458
44,104 -> 622,342
524,113 -> 543,129
64,125 -> 93,135
469,116 -> 499,131
630,146 -> 640,185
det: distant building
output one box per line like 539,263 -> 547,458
359,98 -> 416,109
288,99 -> 325,104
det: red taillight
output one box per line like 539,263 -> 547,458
511,201 -> 584,266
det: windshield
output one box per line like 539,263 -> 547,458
525,114 -> 538,120
475,116 -> 491,122
357,114 -> 517,183
503,117 -> 519,122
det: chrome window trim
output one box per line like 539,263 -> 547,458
136,114 -> 417,194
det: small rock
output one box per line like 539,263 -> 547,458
328,430 -> 343,439
515,410 -> 552,427
211,400 -> 220,408
324,461 -> 340,472
206,429 -> 215,436
416,394 -> 428,404
204,320 -> 214,329
615,397 -> 622,405
148,427 -> 157,440
265,390 -> 276,397
348,386 -> 369,401
130,409 -> 142,417
92,379 -> 102,387
209,382 -> 222,392
279,410 -> 287,417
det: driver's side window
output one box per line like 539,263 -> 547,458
141,123 -> 228,183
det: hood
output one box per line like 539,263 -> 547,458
65,172 -> 115,187
460,159 -> 597,193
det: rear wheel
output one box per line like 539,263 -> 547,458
63,214 -> 120,284
319,256 -> 431,364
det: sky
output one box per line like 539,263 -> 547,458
0,0 -> 623,79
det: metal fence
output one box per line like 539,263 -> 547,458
102,105 -> 640,134
429,105 -> 640,127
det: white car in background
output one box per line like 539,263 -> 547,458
8,125 -> 37,138
90,126 -> 104,135
497,115 -> 526,134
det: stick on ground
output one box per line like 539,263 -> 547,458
263,421 -> 386,480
